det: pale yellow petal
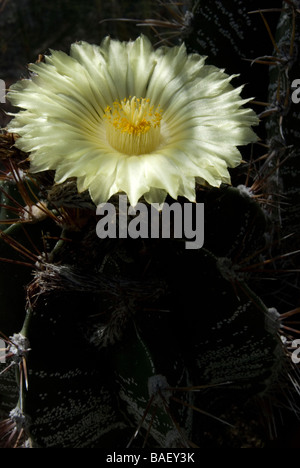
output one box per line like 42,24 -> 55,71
7,35 -> 259,207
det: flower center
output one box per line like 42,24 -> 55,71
104,97 -> 163,155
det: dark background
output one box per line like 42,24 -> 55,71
0,0 -> 299,448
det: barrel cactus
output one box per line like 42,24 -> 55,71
0,0 -> 299,448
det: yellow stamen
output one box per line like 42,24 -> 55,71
104,96 -> 163,155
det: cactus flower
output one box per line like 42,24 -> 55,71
7,35 -> 258,207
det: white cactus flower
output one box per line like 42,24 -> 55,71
7,35 -> 258,207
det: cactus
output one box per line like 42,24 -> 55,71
1,0 -> 300,448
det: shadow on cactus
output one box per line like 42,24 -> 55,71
1,2 -> 300,449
